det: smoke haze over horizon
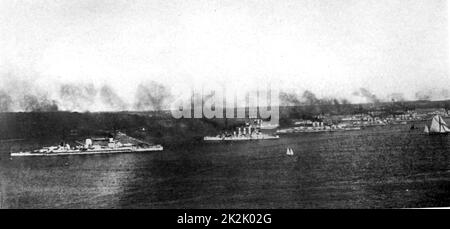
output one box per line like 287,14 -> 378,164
0,80 -> 449,112
1,0 -> 449,112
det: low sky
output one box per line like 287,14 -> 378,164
0,0 -> 449,110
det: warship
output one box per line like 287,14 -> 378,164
276,121 -> 361,134
10,132 -> 163,157
204,124 -> 279,141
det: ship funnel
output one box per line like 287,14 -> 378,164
85,139 -> 92,147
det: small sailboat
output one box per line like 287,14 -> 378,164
286,147 -> 294,156
424,125 -> 429,134
424,115 -> 450,135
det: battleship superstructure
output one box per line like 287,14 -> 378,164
10,132 -> 163,157
204,120 -> 279,141
276,121 -> 361,134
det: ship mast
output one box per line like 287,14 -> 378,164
439,116 -> 442,132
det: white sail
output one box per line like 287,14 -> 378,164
429,115 -> 449,133
439,116 -> 448,126
439,116 -> 450,132
424,125 -> 429,134
429,116 -> 441,132
286,148 -> 294,155
443,125 -> 450,132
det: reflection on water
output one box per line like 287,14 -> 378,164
1,123 -> 449,208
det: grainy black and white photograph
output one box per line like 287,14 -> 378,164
1,0 -> 450,210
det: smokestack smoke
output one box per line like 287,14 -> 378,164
415,88 -> 450,101
352,88 -> 380,104
0,90 -> 13,112
134,81 -> 173,111
99,85 -> 128,111
59,83 -> 97,111
20,94 -> 58,112
280,90 -> 347,106
1,74 -> 450,112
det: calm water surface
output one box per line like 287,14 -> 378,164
1,123 -> 449,208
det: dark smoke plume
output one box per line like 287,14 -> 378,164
352,88 -> 380,103
20,94 -> 58,112
279,91 -> 302,106
134,81 -> 173,111
59,83 -> 97,111
279,90 -> 344,106
302,90 -> 320,105
0,90 -> 13,112
99,85 -> 128,111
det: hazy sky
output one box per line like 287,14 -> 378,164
0,0 -> 449,108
